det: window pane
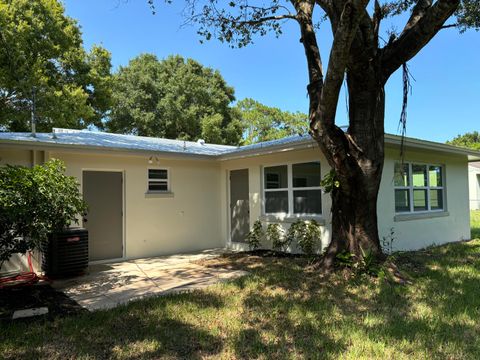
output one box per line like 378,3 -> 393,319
429,166 -> 443,187
292,162 -> 320,188
149,169 -> 168,180
293,190 -> 322,214
265,191 -> 288,213
430,189 -> 444,210
149,182 -> 168,191
395,189 -> 410,213
264,166 -> 288,189
413,189 -> 427,211
412,165 -> 427,187
394,163 -> 409,187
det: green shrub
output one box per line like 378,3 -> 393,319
0,159 -> 87,266
267,223 -> 284,251
286,219 -> 321,255
246,220 -> 264,250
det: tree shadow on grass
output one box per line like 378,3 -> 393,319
209,242 -> 480,358
3,242 -> 480,359
331,241 -> 480,358
1,291 -> 225,360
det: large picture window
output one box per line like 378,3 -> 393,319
263,162 -> 322,216
394,163 -> 445,213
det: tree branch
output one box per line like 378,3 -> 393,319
318,0 -> 369,127
381,0 -> 460,80
404,0 -> 433,31
294,1 -> 324,89
373,0 -> 382,46
236,13 -> 298,26
441,22 -> 458,29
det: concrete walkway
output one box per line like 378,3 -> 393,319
51,249 -> 247,311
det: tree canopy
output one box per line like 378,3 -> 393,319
0,0 -> 112,132
106,54 -> 243,145
447,131 -> 480,150
236,98 -> 308,144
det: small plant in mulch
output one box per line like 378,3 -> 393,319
286,220 -> 321,256
245,220 -> 264,250
334,249 -> 412,285
267,223 -> 288,252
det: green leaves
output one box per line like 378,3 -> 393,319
0,159 -> 87,264
0,0 -> 112,132
320,169 -> 340,194
447,131 -> 480,150
246,220 -> 264,250
106,54 -> 242,145
236,98 -> 308,145
286,219 -> 321,256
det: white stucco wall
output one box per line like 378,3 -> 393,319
49,151 -> 224,259
469,164 -> 480,210
0,140 -> 473,275
220,145 -> 332,252
378,146 -> 471,251
221,144 -> 471,253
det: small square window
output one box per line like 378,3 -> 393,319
148,169 -> 169,192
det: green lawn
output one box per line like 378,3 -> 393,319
1,227 -> 480,359
471,210 -> 480,239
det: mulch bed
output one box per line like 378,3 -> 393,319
244,249 -> 313,258
0,283 -> 87,323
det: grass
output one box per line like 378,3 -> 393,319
471,210 -> 480,239
1,218 -> 479,359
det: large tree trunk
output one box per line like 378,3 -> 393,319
294,0 -> 459,271
313,70 -> 386,269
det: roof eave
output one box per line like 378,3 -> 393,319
217,138 -> 317,161
0,138 -> 218,161
384,134 -> 480,161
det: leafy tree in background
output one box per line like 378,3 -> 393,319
447,131 -> 480,150
0,0 -> 112,132
107,54 -> 243,145
152,0 -> 480,268
237,98 -> 308,144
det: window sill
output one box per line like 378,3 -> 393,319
145,191 -> 174,198
259,214 -> 326,225
394,211 -> 449,222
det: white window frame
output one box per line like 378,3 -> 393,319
263,162 -> 322,216
147,167 -> 170,193
394,162 -> 445,214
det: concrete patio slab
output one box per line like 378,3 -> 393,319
51,248 -> 247,311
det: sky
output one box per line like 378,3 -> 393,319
63,0 -> 479,143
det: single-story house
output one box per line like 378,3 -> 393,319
469,162 -> 480,210
1,128 -> 480,273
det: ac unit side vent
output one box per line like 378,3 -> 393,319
42,228 -> 89,278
